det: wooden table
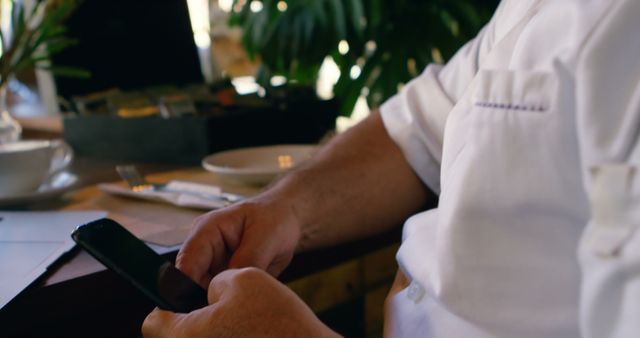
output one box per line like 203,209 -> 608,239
0,157 -> 403,337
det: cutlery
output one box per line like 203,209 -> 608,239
115,165 -> 243,205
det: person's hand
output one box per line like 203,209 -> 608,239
177,195 -> 301,287
142,267 -> 340,338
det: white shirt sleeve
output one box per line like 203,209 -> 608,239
378,8 -> 500,194
575,1 -> 640,337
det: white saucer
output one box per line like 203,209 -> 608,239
0,172 -> 78,207
202,145 -> 317,185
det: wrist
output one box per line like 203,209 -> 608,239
247,180 -> 308,252
264,169 -> 322,252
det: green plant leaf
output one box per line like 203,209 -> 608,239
290,11 -> 304,61
0,0 -> 88,84
302,10 -> 315,45
347,0 -> 364,37
367,0 -> 383,33
45,37 -> 78,55
327,0 -> 347,39
229,0 -> 499,116
0,24 -> 5,52
310,0 -> 327,28
38,65 -> 90,78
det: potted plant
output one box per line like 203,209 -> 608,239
0,0 -> 87,143
228,0 -> 498,116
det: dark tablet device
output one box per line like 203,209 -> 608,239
71,218 -> 207,313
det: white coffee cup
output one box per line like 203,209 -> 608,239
0,139 -> 74,197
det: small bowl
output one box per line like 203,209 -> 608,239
202,144 -> 317,185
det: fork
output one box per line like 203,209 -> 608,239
116,165 -> 243,204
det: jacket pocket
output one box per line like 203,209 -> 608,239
472,69 -> 557,114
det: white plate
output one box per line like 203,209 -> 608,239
0,172 -> 78,207
202,145 -> 317,185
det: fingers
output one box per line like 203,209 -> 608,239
207,269 -> 235,305
180,205 -> 275,277
177,201 -> 297,288
144,269 -> 336,338
228,240 -> 272,271
176,237 -> 216,288
142,308 -> 185,338
230,242 -> 288,276
176,213 -> 234,288
226,215 -> 281,271
266,251 -> 294,276
207,267 -> 271,304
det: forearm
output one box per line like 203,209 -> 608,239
264,111 -> 435,251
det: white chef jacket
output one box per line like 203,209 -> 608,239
379,0 -> 640,337
575,1 -> 640,337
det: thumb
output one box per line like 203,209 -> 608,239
207,268 -> 238,304
142,308 -> 186,338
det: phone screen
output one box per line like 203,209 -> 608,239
71,218 -> 207,313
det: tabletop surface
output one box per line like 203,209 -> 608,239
0,152 -> 403,337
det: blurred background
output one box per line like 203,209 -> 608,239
4,0 -> 498,131
0,1 -> 499,337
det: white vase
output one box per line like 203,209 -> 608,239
0,83 -> 22,144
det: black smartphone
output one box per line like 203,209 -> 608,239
71,218 -> 207,313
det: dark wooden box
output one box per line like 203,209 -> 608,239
63,99 -> 337,164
